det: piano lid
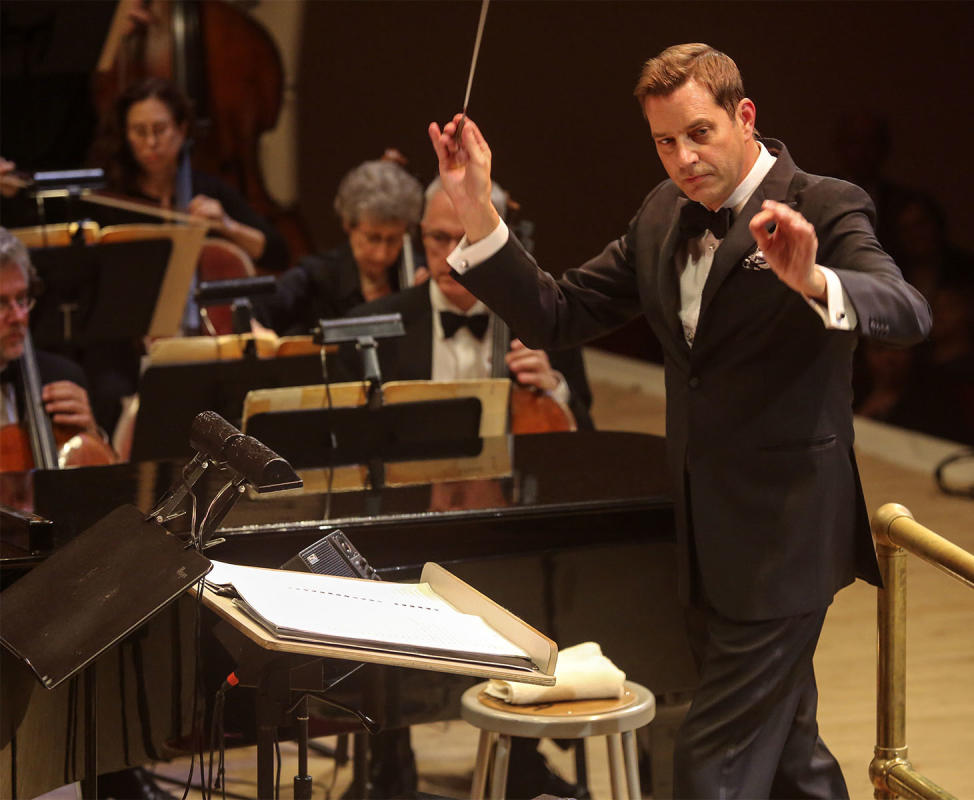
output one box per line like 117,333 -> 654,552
1,430 -> 672,569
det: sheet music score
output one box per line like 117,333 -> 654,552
206,560 -> 530,665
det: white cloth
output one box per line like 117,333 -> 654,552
484,641 -> 626,704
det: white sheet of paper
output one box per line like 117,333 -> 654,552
206,560 -> 527,659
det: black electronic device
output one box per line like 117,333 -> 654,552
281,529 -> 380,580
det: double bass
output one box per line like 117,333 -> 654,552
92,0 -> 314,263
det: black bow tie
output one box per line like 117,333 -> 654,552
679,202 -> 732,240
440,311 -> 489,340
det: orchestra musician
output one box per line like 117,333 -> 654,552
96,76 -> 289,272
253,159 -> 423,333
0,228 -> 100,446
428,43 -> 932,799
346,179 -> 594,432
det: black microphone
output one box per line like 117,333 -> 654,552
190,411 -> 302,493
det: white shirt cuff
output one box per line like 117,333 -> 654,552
549,372 -> 571,407
804,266 -> 857,330
447,219 -> 510,274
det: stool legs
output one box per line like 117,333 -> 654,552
607,733 -> 626,798
622,730 -> 642,799
471,731 -> 495,800
490,733 -> 511,800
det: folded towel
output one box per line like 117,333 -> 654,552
485,641 -> 626,704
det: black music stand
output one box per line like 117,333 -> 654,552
28,239 -> 172,352
130,353 -> 325,462
244,398 -> 485,471
0,505 -> 212,797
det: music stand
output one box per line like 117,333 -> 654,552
130,353 -> 326,462
28,239 -> 173,351
0,505 -> 212,797
243,399 -> 485,471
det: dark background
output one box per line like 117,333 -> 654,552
295,1 -> 974,260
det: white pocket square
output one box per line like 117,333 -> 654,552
742,249 -> 770,270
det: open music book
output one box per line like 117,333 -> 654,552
204,560 -> 556,678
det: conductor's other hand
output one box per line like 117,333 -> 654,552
428,115 -> 500,243
748,200 -> 826,300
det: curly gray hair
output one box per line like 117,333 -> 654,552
334,160 -> 424,228
0,227 -> 37,283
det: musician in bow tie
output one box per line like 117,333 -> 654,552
343,179 -> 592,429
429,42 -> 931,800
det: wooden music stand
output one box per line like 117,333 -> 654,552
17,222 -> 204,344
240,379 -> 513,494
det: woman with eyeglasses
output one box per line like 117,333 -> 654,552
95,76 -> 288,273
253,158 -> 424,335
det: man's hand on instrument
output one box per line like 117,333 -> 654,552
506,339 -> 562,394
42,381 -> 98,435
428,115 -> 500,243
748,200 -> 826,301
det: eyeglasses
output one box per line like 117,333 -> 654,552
0,292 -> 35,316
127,121 -> 174,141
351,229 -> 404,250
422,229 -> 464,249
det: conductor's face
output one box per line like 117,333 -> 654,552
644,79 -> 758,211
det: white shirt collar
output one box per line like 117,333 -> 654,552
723,140 -> 776,213
428,279 -> 488,316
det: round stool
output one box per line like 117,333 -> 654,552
460,680 -> 655,800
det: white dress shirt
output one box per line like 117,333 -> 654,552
428,281 -> 571,405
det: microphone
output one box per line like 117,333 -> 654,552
190,411 -> 302,493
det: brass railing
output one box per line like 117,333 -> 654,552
869,503 -> 974,800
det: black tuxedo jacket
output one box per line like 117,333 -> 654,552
457,140 -> 931,620
343,284 -> 594,430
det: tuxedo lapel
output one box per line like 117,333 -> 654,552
697,141 -> 797,328
658,196 -> 691,353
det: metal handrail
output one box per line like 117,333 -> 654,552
868,503 -> 974,800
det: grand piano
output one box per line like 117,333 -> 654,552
0,429 -> 696,798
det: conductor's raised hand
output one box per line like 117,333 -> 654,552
428,115 -> 500,243
748,200 -> 826,300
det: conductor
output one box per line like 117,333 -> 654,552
428,43 -> 931,799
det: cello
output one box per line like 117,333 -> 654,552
0,330 -> 118,473
490,314 -> 577,435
